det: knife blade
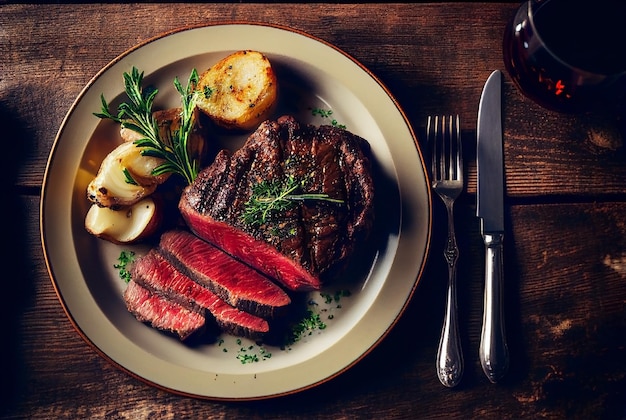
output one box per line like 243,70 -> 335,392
476,69 -> 509,383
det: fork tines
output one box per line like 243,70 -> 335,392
428,115 -> 462,184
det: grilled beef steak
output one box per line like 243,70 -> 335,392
123,280 -> 205,340
131,249 -> 270,339
158,230 -> 291,319
179,115 -> 375,291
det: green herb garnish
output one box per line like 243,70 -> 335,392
242,175 -> 343,227
201,86 -> 213,99
236,344 -> 271,364
114,250 -> 136,283
122,168 -> 138,185
311,107 -> 346,129
94,67 -> 201,185
286,310 -> 327,346
321,289 -> 352,305
311,107 -> 334,119
237,351 -> 259,364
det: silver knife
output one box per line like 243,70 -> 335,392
476,69 -> 509,383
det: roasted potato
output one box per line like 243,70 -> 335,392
195,50 -> 278,131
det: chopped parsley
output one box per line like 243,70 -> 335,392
284,309 -> 327,347
320,289 -> 351,306
114,250 -> 136,283
311,107 -> 334,119
297,310 -> 327,331
310,107 -> 346,129
236,344 -> 272,364
214,288 -> 352,362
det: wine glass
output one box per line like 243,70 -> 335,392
503,0 -> 626,114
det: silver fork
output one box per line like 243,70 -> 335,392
428,115 -> 464,388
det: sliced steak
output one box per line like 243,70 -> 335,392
123,280 -> 205,341
131,249 -> 270,339
179,206 -> 319,292
158,230 -> 291,319
179,115 -> 375,291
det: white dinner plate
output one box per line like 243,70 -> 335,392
40,22 -> 432,400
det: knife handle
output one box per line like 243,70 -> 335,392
479,232 -> 509,383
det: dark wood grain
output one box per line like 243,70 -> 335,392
1,3 -> 625,419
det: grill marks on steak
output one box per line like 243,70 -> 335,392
123,280 -> 206,341
121,116 -> 375,342
158,230 -> 291,319
130,249 -> 270,339
179,115 -> 375,291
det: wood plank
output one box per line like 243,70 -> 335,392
13,3 -> 624,199
9,192 -> 624,418
2,3 -> 625,418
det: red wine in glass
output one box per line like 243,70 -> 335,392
503,0 -> 626,114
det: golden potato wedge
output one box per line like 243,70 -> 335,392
196,50 -> 278,131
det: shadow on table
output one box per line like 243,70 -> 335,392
0,95 -> 35,415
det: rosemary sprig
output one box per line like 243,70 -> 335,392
242,175 -> 343,227
94,67 -> 160,146
94,67 -> 201,185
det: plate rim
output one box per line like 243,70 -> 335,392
40,21 -> 433,400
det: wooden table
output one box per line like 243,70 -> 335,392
2,3 -> 625,418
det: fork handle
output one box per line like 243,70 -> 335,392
479,233 -> 509,383
436,258 -> 464,387
436,206 -> 463,387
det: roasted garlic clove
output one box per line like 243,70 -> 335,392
84,196 -> 162,244
87,141 -> 165,209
